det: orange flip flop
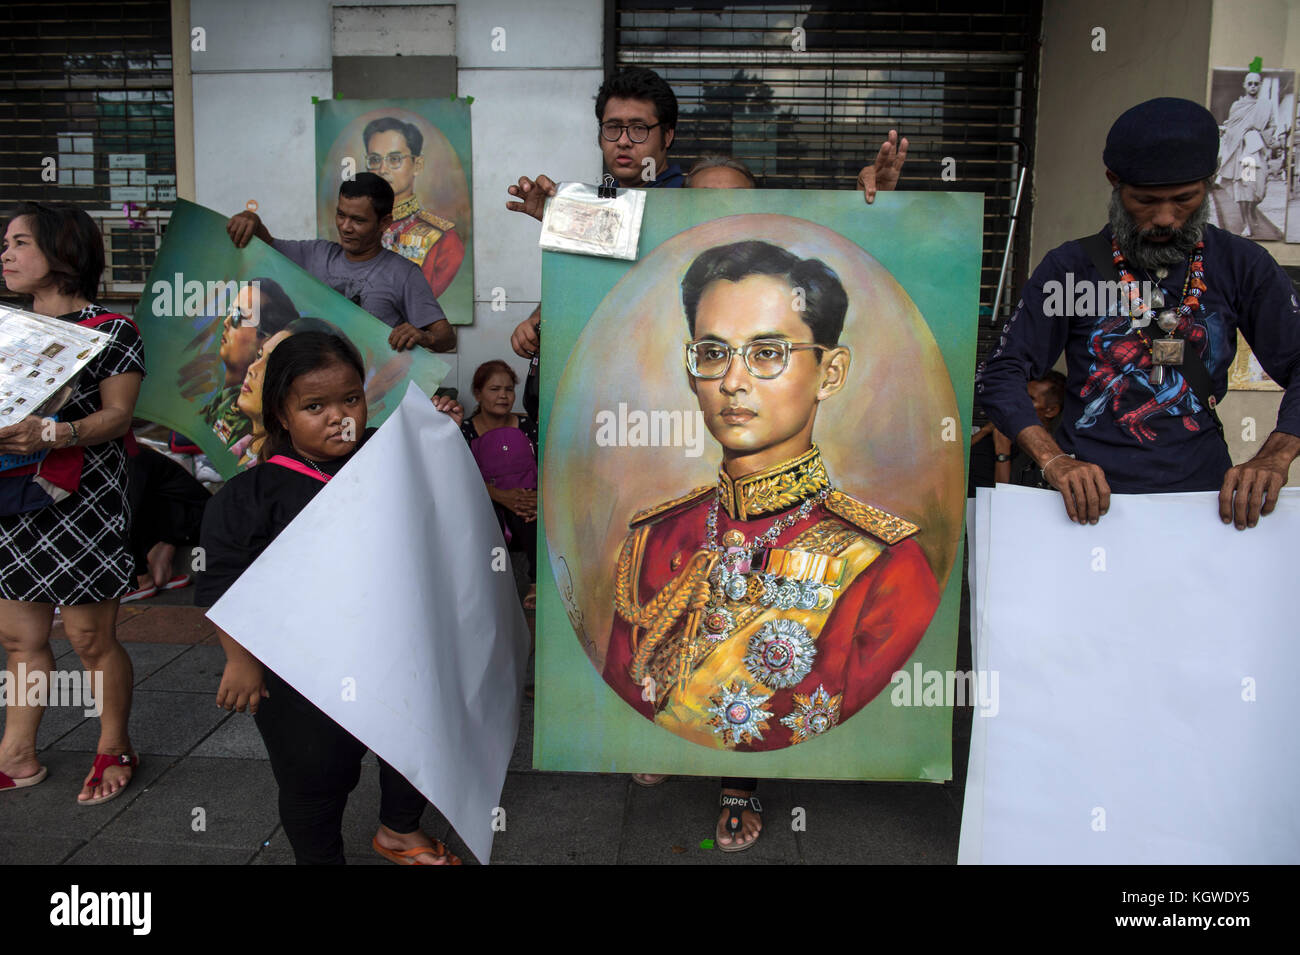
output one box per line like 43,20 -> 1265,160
370,835 -> 462,865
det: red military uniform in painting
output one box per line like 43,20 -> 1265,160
383,195 -> 465,299
603,446 -> 940,752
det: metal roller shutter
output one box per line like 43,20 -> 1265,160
0,1 -> 175,300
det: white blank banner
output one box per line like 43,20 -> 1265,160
961,485 -> 1300,864
209,383 -> 530,864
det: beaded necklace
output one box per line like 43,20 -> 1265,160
1111,239 -> 1205,385
1112,240 -> 1205,332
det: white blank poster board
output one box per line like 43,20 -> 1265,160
209,384 -> 530,864
960,485 -> 1300,864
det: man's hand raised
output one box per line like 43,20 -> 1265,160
226,210 -> 272,248
511,307 -> 541,359
1218,431 -> 1300,530
506,175 -> 558,222
857,129 -> 908,204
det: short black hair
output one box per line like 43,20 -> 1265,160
284,315 -> 341,336
5,202 -> 104,300
262,330 -> 365,455
681,240 -> 848,347
1033,369 -> 1067,409
595,67 -> 678,137
339,171 -> 394,220
247,276 -> 298,338
363,117 -> 423,157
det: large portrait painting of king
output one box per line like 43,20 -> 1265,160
535,191 -> 982,779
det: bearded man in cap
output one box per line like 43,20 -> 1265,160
976,97 -> 1300,529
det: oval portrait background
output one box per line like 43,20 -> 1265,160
316,106 -> 471,246
543,214 -> 965,685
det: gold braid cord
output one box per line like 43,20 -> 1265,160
613,528 -> 719,685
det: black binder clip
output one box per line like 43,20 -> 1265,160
597,174 -> 619,199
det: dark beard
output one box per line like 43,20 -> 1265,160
1108,188 -> 1210,270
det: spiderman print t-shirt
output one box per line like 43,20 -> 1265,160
976,224 -> 1300,493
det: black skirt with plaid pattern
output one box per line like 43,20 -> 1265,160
0,306 -> 146,605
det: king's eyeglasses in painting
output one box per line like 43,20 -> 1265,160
684,338 -> 826,380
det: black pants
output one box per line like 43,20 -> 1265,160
498,504 -> 537,582
127,447 -> 209,577
254,669 -> 426,865
722,777 -> 757,791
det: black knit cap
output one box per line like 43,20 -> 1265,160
1102,97 -> 1220,186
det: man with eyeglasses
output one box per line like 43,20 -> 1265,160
504,63 -> 909,373
226,172 -> 456,353
363,116 -> 465,299
601,240 -> 940,832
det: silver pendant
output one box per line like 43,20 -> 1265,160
1149,287 -> 1166,309
1152,337 -> 1184,365
1155,309 -> 1179,334
725,573 -> 749,602
796,581 -> 820,611
1150,364 -> 1165,386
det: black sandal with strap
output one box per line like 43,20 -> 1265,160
717,792 -> 762,853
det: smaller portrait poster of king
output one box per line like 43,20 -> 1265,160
534,188 -> 983,780
315,98 -> 474,324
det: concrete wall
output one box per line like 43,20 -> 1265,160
1034,0 -> 1296,476
184,0 -> 604,402
1031,0 -> 1214,261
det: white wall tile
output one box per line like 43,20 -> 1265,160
193,71 -> 333,239
189,0 -> 333,73
455,0 -> 603,69
460,67 -> 605,303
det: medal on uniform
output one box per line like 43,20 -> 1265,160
744,619 -> 816,688
780,685 -> 843,744
796,580 -> 821,611
707,681 -> 773,746
701,605 -> 736,642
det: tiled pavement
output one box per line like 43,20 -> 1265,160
1,584 -> 973,866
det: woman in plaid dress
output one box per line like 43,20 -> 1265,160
0,203 -> 145,805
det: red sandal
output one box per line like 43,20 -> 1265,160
78,752 -> 139,807
0,765 -> 48,793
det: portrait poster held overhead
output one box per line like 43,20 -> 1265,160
134,200 -> 450,480
535,189 -> 982,779
315,98 -> 474,324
